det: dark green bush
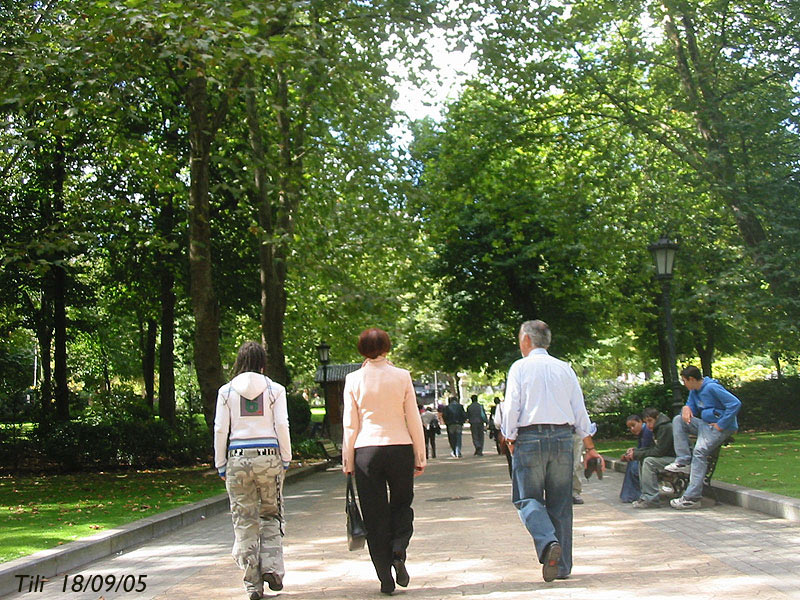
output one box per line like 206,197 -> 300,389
733,376 -> 800,430
592,383 -> 675,439
291,437 -> 325,459
25,391 -> 211,470
287,393 -> 311,437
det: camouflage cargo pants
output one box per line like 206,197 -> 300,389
225,449 -> 285,593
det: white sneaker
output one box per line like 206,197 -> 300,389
664,461 -> 690,474
670,496 -> 701,509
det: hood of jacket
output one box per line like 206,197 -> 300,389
230,372 -> 269,399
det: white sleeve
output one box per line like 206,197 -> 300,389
502,363 -> 521,440
213,387 -> 231,473
568,367 -> 592,439
273,385 -> 292,464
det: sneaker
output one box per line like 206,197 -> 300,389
542,541 -> 562,582
572,494 -> 584,505
670,496 -> 701,510
632,498 -> 661,509
664,461 -> 690,474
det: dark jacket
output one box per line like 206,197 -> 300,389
443,402 -> 467,426
466,401 -> 487,424
632,413 -> 674,460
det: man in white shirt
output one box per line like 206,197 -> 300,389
502,320 -> 604,582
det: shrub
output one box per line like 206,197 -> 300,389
733,376 -> 800,430
292,437 -> 325,459
591,382 -> 675,439
287,393 -> 311,437
25,391 -> 212,470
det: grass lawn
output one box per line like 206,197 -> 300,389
600,429 -> 800,499
0,466 -> 225,563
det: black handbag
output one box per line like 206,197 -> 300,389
346,474 -> 367,551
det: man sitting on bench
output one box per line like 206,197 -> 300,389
665,366 -> 742,510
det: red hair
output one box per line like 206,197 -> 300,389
357,328 -> 391,359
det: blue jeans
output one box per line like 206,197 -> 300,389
511,426 -> 573,577
672,415 -> 735,500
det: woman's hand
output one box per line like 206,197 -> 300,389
414,465 -> 425,477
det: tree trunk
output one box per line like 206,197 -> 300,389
695,328 -> 714,378
772,352 -> 782,379
142,318 -> 157,410
186,74 -> 225,428
37,304 -> 53,418
52,136 -> 69,420
158,196 -> 177,424
245,68 -> 297,386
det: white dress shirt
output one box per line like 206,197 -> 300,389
502,348 -> 592,441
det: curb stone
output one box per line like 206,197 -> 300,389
603,455 -> 800,522
0,462 -> 330,598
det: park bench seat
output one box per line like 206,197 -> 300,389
317,439 -> 342,464
658,435 -> 734,499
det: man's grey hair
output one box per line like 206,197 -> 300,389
519,320 -> 551,349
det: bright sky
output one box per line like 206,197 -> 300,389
388,26 -> 479,146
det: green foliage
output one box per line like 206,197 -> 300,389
26,394 -> 210,470
291,437 -> 325,459
286,392 -> 311,437
735,377 -> 800,430
589,382 -> 674,439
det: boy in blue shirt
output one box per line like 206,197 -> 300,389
665,365 -> 741,509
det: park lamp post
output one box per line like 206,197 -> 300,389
317,341 -> 330,430
648,235 -> 684,416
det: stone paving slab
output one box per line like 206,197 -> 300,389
3,453 -> 799,600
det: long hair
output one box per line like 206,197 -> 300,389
232,341 -> 267,377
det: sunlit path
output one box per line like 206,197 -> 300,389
3,454 -> 799,600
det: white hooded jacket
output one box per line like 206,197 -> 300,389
213,372 -> 292,475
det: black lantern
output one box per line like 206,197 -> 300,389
317,341 -> 331,365
648,235 -> 679,279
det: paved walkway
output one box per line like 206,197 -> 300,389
3,452 -> 799,600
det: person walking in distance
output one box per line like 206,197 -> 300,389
214,342 -> 291,600
502,320 -> 604,582
466,394 -> 489,455
442,396 -> 467,458
342,328 -> 426,595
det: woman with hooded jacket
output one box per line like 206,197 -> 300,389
214,341 -> 291,600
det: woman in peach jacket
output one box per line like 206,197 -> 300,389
342,328 -> 426,595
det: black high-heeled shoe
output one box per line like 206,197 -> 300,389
392,557 -> 410,588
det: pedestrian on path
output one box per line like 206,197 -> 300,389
213,341 -> 292,600
421,406 -> 440,458
466,395 -> 488,455
665,365 -> 741,510
443,396 -> 467,457
501,320 -> 604,582
342,328 -> 426,595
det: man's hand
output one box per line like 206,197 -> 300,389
681,405 -> 693,424
711,422 -> 722,431
583,448 -> 605,472
506,439 -> 515,456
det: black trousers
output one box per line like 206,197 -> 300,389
425,427 -> 437,458
354,444 -> 415,587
